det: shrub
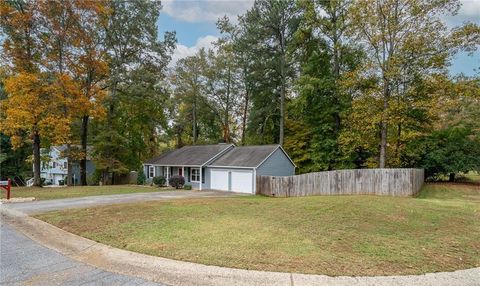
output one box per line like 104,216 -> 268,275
137,169 -> 146,185
88,170 -> 102,186
168,175 -> 185,189
58,180 -> 65,186
184,184 -> 192,190
153,176 -> 166,186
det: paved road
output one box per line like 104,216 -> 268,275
7,190 -> 241,214
0,222 -> 164,286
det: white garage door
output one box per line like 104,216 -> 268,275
210,169 -> 229,191
231,170 -> 253,194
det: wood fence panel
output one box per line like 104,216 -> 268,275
256,168 -> 424,197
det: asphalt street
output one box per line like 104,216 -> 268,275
0,222 -> 164,286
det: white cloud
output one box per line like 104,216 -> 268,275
444,0 -> 480,26
458,0 -> 480,17
170,35 -> 218,66
162,0 -> 254,23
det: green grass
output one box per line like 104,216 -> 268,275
1,185 -> 175,200
36,183 -> 480,276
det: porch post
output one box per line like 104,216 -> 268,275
199,167 -> 202,191
166,166 -> 169,185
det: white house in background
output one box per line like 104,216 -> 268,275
36,145 -> 95,185
143,144 -> 296,194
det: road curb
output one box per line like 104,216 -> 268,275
1,206 -> 479,286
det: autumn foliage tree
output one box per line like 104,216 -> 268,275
1,0 -> 44,186
71,1 -> 108,186
1,0 -> 108,186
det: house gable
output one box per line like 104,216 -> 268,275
256,147 -> 295,176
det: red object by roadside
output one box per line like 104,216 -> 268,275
0,178 -> 11,200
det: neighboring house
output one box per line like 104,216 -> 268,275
36,145 -> 95,185
143,144 -> 295,194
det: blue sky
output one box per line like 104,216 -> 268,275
159,0 -> 479,75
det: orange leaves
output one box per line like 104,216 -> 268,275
1,0 -> 109,153
0,72 -> 76,148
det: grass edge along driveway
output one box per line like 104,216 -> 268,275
36,183 -> 480,276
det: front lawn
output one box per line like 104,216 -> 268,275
36,183 -> 480,276
1,185 -> 174,200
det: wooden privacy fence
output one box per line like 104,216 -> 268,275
256,168 -> 424,197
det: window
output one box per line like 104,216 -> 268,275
53,162 -> 56,168
149,166 -> 154,178
191,168 -> 200,182
42,161 -> 47,169
64,162 -> 67,169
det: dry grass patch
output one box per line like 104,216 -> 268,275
2,185 -> 173,200
36,183 -> 480,276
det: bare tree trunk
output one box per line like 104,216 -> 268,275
241,90 -> 249,145
394,123 -> 402,163
223,66 -> 232,143
193,94 -> 197,144
80,115 -> 89,186
32,132 -> 42,187
379,82 -> 389,168
449,173 -> 455,182
66,144 -> 73,186
379,121 -> 387,168
332,9 -> 342,134
279,35 -> 286,146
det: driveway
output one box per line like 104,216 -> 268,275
0,222 -> 164,286
5,190 -> 242,214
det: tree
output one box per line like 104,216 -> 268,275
347,0 -> 479,168
288,0 -> 363,171
1,1 -> 44,186
237,0 -> 300,145
72,1 -> 109,185
0,73 -> 69,185
203,46 -> 242,143
37,0 -> 85,185
217,16 -> 254,145
93,0 -> 175,182
401,77 -> 480,180
171,51 -> 209,144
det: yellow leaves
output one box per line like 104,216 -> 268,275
9,135 -> 24,149
0,72 -> 81,148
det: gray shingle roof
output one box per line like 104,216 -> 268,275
209,145 -> 280,168
144,144 -> 234,166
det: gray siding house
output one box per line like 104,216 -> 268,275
35,145 -> 95,185
143,144 -> 295,194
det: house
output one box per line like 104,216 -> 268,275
36,145 -> 95,185
143,144 -> 295,194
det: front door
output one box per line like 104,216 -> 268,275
179,168 -> 183,176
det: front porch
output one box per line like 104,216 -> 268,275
144,165 -> 206,189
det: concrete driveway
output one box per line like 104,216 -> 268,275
6,190 -> 242,214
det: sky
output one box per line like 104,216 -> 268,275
158,0 -> 480,76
